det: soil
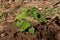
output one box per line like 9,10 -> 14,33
0,0 -> 60,40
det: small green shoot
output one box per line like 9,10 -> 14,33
31,7 -> 39,18
39,16 -> 46,23
0,12 -> 2,17
28,27 -> 35,34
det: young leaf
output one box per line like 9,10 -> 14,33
37,13 -> 41,18
15,14 -> 26,20
31,7 -> 39,19
0,12 -> 2,17
29,27 -> 35,34
15,20 -> 23,26
19,20 -> 30,32
32,11 -> 38,19
39,16 -> 46,23
27,9 -> 32,16
20,7 -> 28,12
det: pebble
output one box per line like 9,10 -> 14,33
0,33 -> 5,37
39,8 -> 42,10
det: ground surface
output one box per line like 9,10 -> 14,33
0,0 -> 60,40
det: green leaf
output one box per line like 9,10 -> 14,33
15,20 -> 23,26
15,14 -> 26,20
29,27 -> 35,34
39,16 -> 46,23
32,11 -> 38,19
37,13 -> 41,18
20,7 -> 28,12
19,20 -> 31,32
31,7 -> 39,19
0,12 -> 2,17
27,9 -> 32,16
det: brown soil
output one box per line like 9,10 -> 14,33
0,17 -> 60,40
0,0 -> 60,40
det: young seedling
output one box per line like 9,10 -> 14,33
15,7 -> 46,34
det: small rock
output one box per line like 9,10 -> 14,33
0,33 -> 5,37
39,8 -> 42,10
0,33 -> 8,37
